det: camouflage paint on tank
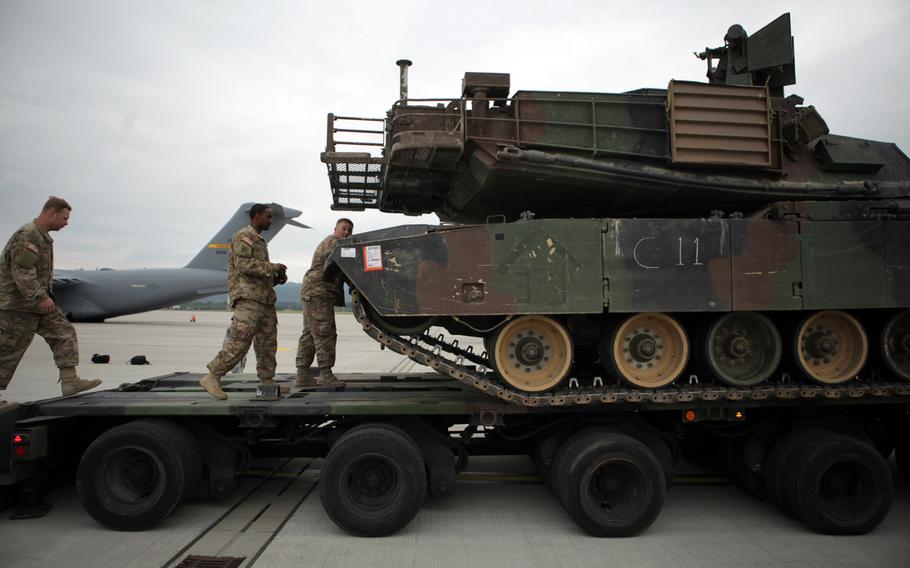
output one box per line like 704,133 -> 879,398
334,200 -> 909,319
510,90 -> 669,159
603,217 -> 732,312
729,218 -> 802,311
332,220 -> 602,317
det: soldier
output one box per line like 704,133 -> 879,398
200,204 -> 288,400
0,197 -> 101,407
295,218 -> 353,386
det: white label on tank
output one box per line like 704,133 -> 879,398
363,245 -> 383,272
341,247 -> 356,258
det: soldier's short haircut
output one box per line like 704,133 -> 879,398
249,203 -> 271,219
42,196 -> 72,212
336,217 -> 354,228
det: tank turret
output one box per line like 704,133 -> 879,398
323,13 -> 909,223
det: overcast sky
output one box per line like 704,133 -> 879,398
2,0 -> 908,281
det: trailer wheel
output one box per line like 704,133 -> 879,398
790,434 -> 894,534
555,432 -> 666,537
895,437 -> 910,480
320,424 -> 426,537
77,420 -> 203,530
532,426 -> 572,490
765,428 -> 829,518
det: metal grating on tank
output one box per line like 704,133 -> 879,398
668,80 -> 772,167
323,154 -> 384,211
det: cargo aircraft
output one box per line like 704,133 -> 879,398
53,203 -> 306,322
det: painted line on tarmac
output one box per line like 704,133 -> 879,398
163,457 -> 319,568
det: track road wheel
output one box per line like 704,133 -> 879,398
788,434 -> 894,534
320,424 -> 426,537
491,315 -> 573,393
882,310 -> 910,381
77,419 -> 203,530
602,313 -> 688,388
794,311 -> 868,384
554,432 -> 666,537
705,312 -> 781,386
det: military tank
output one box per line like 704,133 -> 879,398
320,13 -> 910,406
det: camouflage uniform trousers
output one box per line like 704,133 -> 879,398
296,296 -> 337,370
207,299 -> 277,380
0,309 -> 79,389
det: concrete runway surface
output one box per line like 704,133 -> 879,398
1,310 -> 908,567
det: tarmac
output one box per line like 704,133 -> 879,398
1,310 -> 909,567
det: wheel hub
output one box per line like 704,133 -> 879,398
803,328 -> 838,364
353,460 -> 393,498
625,329 -> 663,368
514,334 -> 547,367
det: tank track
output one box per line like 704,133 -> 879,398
352,291 -> 910,408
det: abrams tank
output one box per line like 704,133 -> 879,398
321,14 -> 910,406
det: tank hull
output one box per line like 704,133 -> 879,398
333,200 -> 910,319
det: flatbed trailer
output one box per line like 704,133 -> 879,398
2,371 -> 909,537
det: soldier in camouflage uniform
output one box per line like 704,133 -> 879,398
200,204 -> 289,400
0,197 -> 101,407
295,218 -> 354,386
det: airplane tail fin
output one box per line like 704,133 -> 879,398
184,203 -> 307,271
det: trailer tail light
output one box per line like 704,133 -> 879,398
11,427 -> 47,461
682,408 -> 746,423
12,433 -> 29,459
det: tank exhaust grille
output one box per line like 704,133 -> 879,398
668,81 -> 772,168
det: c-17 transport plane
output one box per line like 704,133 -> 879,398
53,202 -> 306,322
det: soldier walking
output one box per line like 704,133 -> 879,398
295,218 -> 353,386
0,197 -> 101,407
200,204 -> 288,400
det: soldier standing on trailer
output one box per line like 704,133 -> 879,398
295,218 -> 353,387
200,204 -> 288,400
0,197 -> 101,407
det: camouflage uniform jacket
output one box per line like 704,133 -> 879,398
301,234 -> 343,303
228,225 -> 276,306
0,220 -> 55,313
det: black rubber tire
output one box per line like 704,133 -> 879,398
550,427 -> 606,501
725,438 -> 766,500
781,429 -> 841,521
895,424 -> 910,480
554,432 -> 666,537
77,419 -> 203,530
764,428 -> 827,518
790,435 -> 894,534
320,423 -> 426,537
532,426 -> 572,490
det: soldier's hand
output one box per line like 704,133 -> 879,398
274,263 -> 287,272
38,297 -> 56,313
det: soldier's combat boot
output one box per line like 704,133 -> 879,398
59,367 -> 102,396
316,368 -> 345,387
200,373 -> 228,400
294,367 -> 317,387
259,378 -> 290,394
